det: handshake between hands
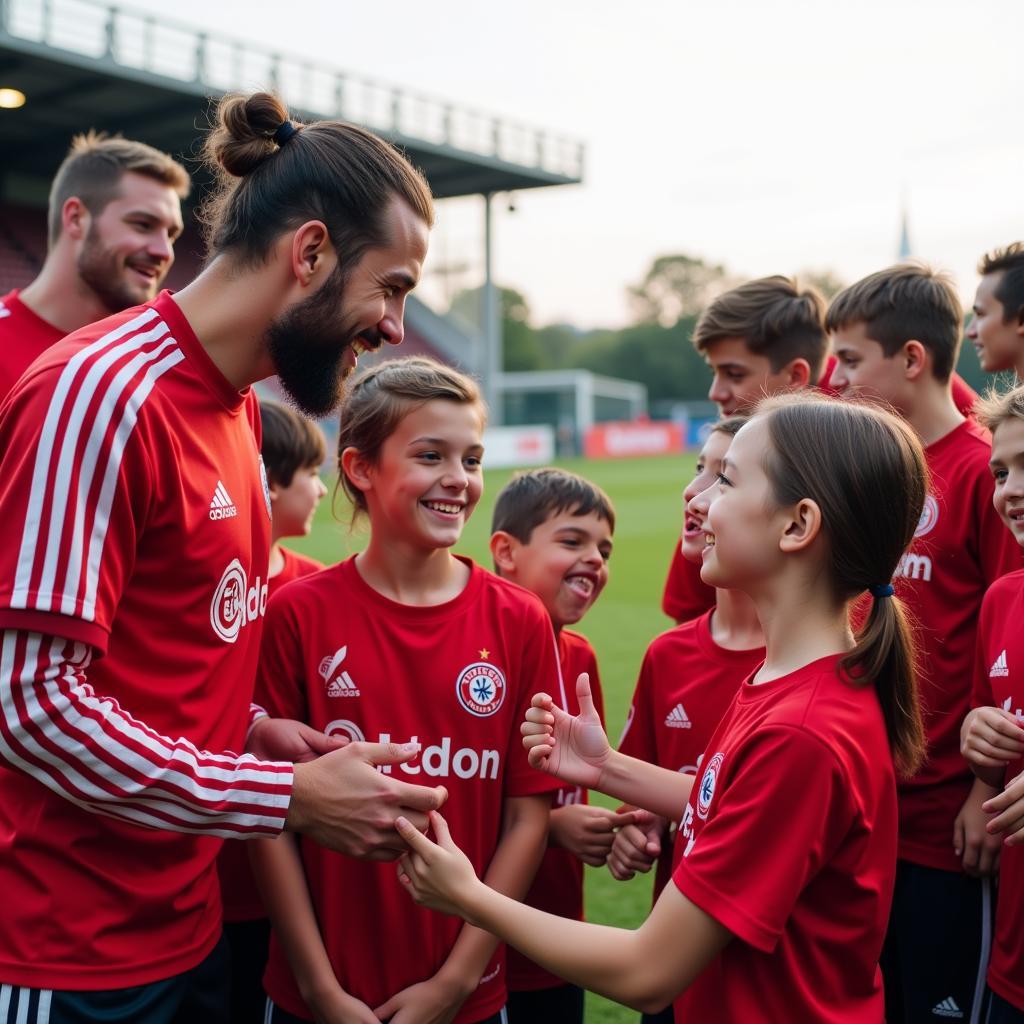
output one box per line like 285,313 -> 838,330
395,672 -> 640,918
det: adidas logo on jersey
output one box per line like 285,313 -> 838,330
991,650 -> 1009,678
931,996 -> 963,1018
326,673 -> 360,698
665,703 -> 692,729
319,646 -> 360,697
209,481 -> 238,520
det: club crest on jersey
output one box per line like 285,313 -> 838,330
455,661 -> 507,718
696,751 -> 724,820
914,494 -> 939,538
258,455 -> 272,520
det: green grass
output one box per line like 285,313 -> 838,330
286,453 -> 697,1023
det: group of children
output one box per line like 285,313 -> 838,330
227,244 -> 1024,1024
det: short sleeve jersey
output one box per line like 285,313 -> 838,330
257,558 -> 562,1023
0,291 -> 286,990
507,628 -> 606,993
0,289 -> 65,403
672,655 -> 897,1023
618,609 -> 764,900
218,546 -> 326,923
971,569 -> 1024,1012
894,420 -> 1021,871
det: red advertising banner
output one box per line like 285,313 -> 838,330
584,421 -> 684,458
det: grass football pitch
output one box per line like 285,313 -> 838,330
287,452 -> 697,1023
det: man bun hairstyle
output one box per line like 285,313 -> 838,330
979,243 -> 1024,327
48,130 -> 190,247
826,263 -> 963,384
336,356 -> 485,519
492,468 -> 616,544
757,393 -> 928,777
200,91 -> 434,270
693,276 -> 828,382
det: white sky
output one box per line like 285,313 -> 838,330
128,0 -> 1024,328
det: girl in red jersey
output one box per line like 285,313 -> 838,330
961,385 -> 1024,1024
611,417 -> 764,1024
395,394 -> 928,1024
251,356 -> 559,1024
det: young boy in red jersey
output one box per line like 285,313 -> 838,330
961,385 -> 1024,1024
251,358 -> 559,1024
828,265 -> 1021,1024
613,417 -> 765,1024
488,468 -> 630,1024
219,400 -> 328,1023
663,275 -> 979,625
967,243 -> 1024,380
0,132 -> 189,401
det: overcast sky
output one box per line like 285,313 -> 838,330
126,0 -> 1024,328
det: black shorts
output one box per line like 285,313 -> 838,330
881,859 -> 994,1024
507,983 -> 584,1024
988,990 -> 1024,1024
0,935 -> 230,1024
223,918 -> 271,1024
641,1007 -> 674,1024
266,1000 -> 509,1024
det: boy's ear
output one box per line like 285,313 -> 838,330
778,497 -> 822,554
340,446 -> 373,495
902,339 -> 928,381
490,531 -> 519,576
782,357 -> 812,388
267,479 -> 281,501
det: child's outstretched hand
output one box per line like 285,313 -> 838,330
521,672 -> 610,789
395,811 -> 482,919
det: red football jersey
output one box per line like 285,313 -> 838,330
0,291 -> 292,990
219,546 -> 326,923
257,557 -> 562,1023
673,654 -> 897,1023
507,628 -> 606,993
0,289 -> 65,403
971,569 -> 1024,1012
894,420 -> 1021,871
618,610 -> 764,900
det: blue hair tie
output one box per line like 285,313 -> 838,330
869,583 -> 895,599
273,120 -> 298,147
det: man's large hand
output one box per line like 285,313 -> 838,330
287,741 -> 447,860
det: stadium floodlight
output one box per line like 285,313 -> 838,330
0,88 -> 26,108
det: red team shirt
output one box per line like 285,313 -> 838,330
618,609 -> 765,899
0,289 -> 65,402
219,546 -> 326,923
256,557 -> 563,1023
971,569 -> 1024,1012
673,655 -> 897,1023
894,420 -> 1020,871
0,291 -> 293,989
661,364 -> 979,624
507,628 -> 605,993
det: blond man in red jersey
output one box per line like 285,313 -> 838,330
0,132 -> 189,400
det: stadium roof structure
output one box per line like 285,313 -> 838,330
0,0 -> 585,205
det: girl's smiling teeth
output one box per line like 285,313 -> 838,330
422,499 -> 464,516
